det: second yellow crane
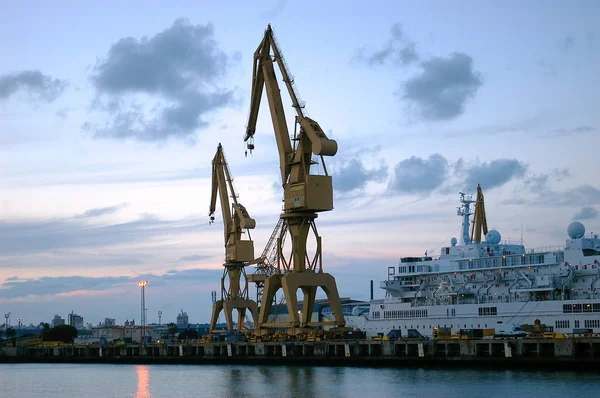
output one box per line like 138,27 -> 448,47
208,143 -> 258,333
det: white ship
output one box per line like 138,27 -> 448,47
344,185 -> 600,338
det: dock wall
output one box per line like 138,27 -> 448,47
2,338 -> 600,370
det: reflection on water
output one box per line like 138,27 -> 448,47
134,365 -> 151,398
2,364 -> 600,398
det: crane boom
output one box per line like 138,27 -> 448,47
209,143 -> 255,262
241,24 -> 346,330
244,24 -> 337,192
470,184 -> 488,243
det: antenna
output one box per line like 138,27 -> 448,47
520,216 -> 523,245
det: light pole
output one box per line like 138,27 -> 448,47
16,318 -> 21,352
138,281 -> 148,342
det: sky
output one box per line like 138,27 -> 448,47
1,0 -> 600,326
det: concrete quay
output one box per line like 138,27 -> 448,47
2,338 -> 600,370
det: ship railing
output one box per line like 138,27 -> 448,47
528,245 -> 564,254
499,238 -> 524,245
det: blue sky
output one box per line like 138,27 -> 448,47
1,0 -> 599,326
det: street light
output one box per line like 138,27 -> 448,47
138,281 -> 148,342
16,318 -> 21,352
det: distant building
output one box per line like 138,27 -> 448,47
51,314 -> 65,327
176,310 -> 189,326
92,325 -> 152,343
102,318 -> 116,327
68,312 -> 84,330
124,319 -> 136,327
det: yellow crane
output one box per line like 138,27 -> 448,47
243,24 -> 345,329
208,143 -> 258,333
470,184 -> 488,243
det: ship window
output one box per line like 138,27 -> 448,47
563,304 -> 572,313
574,304 -> 583,313
593,304 -> 600,312
575,320 -> 580,328
585,320 -> 600,328
584,304 -> 592,313
478,307 -> 497,316
555,320 -> 570,329
583,249 -> 600,256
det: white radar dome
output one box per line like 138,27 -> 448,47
567,221 -> 585,239
486,230 -> 501,244
450,237 -> 457,246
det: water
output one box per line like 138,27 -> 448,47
1,364 -> 599,397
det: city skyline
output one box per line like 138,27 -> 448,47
1,1 -> 600,324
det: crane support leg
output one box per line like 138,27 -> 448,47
211,298 -> 258,333
302,286 -> 317,324
258,274 -> 282,325
256,213 -> 346,328
209,301 -> 224,332
257,272 -> 345,327
209,262 -> 258,333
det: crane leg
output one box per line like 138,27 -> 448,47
258,274 -> 282,326
209,300 -> 224,333
281,271 -> 345,327
237,308 -> 246,330
223,301 -> 235,332
301,286 -> 317,325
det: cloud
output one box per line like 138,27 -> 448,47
0,213 -> 204,256
547,125 -> 596,137
539,185 -> 600,207
557,35 -> 575,52
75,203 -> 128,218
459,159 -> 527,190
573,206 -> 598,221
178,254 -> 211,262
0,268 -> 222,299
55,107 -> 70,119
389,154 -> 528,195
334,158 -> 387,193
538,59 -> 557,78
389,154 -> 448,194
400,53 -> 482,121
354,23 -> 418,67
87,19 -> 237,142
585,31 -> 595,47
524,169 -> 570,193
0,70 -> 68,103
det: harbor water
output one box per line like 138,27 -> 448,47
1,364 -> 599,397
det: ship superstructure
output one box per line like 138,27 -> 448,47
344,186 -> 600,338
